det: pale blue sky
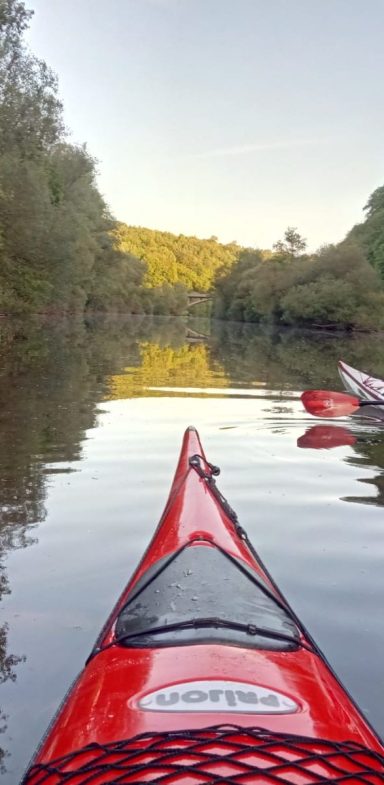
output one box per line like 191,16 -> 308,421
26,0 -> 384,249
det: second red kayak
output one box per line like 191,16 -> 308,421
22,427 -> 384,783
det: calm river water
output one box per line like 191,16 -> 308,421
1,315 -> 384,781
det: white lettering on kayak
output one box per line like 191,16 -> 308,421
137,680 -> 299,713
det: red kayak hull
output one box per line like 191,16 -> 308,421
22,427 -> 384,783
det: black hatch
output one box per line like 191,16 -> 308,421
115,543 -> 300,650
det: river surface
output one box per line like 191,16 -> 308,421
1,315 -> 384,781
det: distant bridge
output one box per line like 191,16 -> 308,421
187,291 -> 212,308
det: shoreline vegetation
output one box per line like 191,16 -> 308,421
1,2 -> 384,332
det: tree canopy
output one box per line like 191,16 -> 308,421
346,185 -> 384,278
214,239 -> 384,331
272,227 -> 307,258
0,0 -> 176,316
114,223 -> 241,290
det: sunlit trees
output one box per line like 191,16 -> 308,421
115,224 -> 241,291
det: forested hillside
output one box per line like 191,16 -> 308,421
115,224 -> 241,290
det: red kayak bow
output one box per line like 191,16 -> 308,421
22,427 -> 384,784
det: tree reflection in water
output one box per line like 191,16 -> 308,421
0,314 -> 219,771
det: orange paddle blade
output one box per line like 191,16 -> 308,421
301,390 -> 360,418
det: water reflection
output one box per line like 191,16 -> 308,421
297,425 -> 357,449
1,315 -> 384,775
0,621 -> 25,772
297,420 -> 384,506
107,341 -> 229,399
343,428 -> 384,506
209,321 -> 384,390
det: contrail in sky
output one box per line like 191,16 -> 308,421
190,138 -> 330,160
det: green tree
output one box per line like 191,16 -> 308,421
214,239 -> 384,331
0,1 -> 63,157
273,227 -> 307,258
364,185 -> 384,219
0,1 -> 152,316
213,249 -> 264,320
346,185 -> 384,278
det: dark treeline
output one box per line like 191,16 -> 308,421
0,1 -> 193,317
347,186 -> 384,277
0,0 -> 134,314
214,219 -> 384,332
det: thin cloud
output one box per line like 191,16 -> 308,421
190,138 -> 331,160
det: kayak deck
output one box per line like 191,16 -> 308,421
22,427 -> 384,784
